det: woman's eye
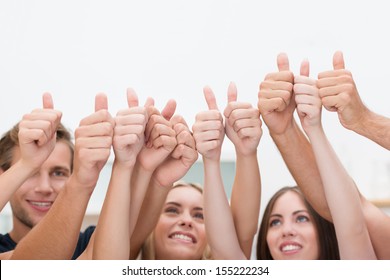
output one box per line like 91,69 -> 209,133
165,207 -> 179,214
193,212 -> 204,220
296,215 -> 309,223
269,219 -> 281,227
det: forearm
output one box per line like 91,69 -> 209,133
203,158 -> 246,260
0,161 -> 36,211
10,176 -> 92,259
129,177 -> 170,259
361,197 -> 390,259
230,152 -> 260,259
129,164 -> 154,238
93,162 -> 133,259
352,110 -> 390,150
308,127 -> 376,259
271,120 -> 332,221
0,251 -> 13,260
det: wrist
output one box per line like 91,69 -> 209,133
303,124 -> 325,142
150,173 -> 173,189
351,108 -> 375,134
113,158 -> 136,169
235,150 -> 258,161
270,119 -> 299,143
202,156 -> 220,167
65,175 -> 96,197
134,160 -> 154,177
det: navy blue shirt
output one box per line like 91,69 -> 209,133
0,225 -> 95,259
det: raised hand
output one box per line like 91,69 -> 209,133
317,51 -> 367,130
224,83 -> 262,258
294,59 -> 322,134
153,114 -> 198,187
192,86 -> 224,160
72,93 -> 114,189
113,88 -> 147,167
18,93 -> 62,170
136,100 -> 177,173
257,53 -> 295,135
224,82 -> 262,156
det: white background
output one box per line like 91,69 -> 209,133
1,0 -> 389,231
2,260 -> 390,280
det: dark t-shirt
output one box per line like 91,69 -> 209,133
0,225 -> 95,259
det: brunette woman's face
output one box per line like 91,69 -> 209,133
153,186 -> 207,260
266,191 -> 320,260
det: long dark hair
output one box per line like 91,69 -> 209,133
256,186 -> 340,260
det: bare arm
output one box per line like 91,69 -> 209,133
314,51 -> 390,258
193,87 -> 246,260
92,91 -> 147,259
295,63 -> 376,259
224,83 -> 262,259
128,106 -> 177,259
0,161 -> 39,211
318,51 -> 390,150
130,114 -> 197,259
11,94 -> 113,260
346,109 -> 390,150
0,93 -> 61,211
361,197 -> 390,259
310,131 -> 376,259
258,53 -> 331,220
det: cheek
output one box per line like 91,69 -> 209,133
307,227 -> 320,246
266,230 -> 276,247
307,228 -> 320,259
154,216 -> 172,239
51,178 -> 67,192
196,224 -> 207,246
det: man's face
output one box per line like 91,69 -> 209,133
9,141 -> 72,230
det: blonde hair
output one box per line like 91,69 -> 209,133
141,181 -> 211,260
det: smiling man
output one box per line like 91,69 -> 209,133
0,93 -> 112,259
0,122 -> 73,244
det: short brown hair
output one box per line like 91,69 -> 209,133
0,122 -> 74,172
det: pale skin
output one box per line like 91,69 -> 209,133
153,185 -> 207,260
91,89 -> 147,260
193,85 -> 246,260
317,51 -> 390,150
258,52 -> 331,219
2,93 -> 113,260
0,93 -> 63,260
129,98 -> 177,245
129,101 -> 199,259
267,191 -> 320,260
258,52 -> 390,259
127,99 -> 177,259
295,60 -> 376,259
0,93 -> 62,212
223,82 -> 262,259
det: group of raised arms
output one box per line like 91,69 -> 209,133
0,51 -> 389,260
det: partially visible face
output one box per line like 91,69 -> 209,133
266,191 -> 320,260
9,141 -> 72,230
153,186 -> 207,260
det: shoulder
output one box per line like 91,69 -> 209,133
71,226 -> 96,260
0,233 -> 16,253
